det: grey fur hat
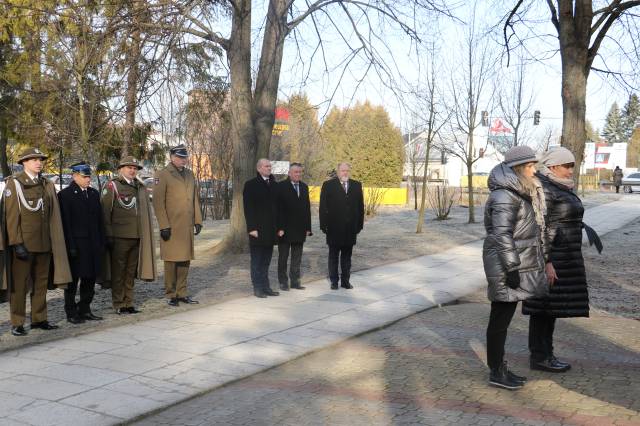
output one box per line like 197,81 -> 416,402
504,145 -> 538,167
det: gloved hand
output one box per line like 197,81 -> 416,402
106,237 -> 115,250
160,228 -> 171,241
13,244 -> 29,261
505,270 -> 520,289
194,224 -> 202,235
68,248 -> 78,258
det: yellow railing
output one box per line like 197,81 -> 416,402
308,186 -> 407,205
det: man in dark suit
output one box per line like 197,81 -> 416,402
243,159 -> 279,298
319,162 -> 364,290
58,162 -> 106,323
276,163 -> 312,291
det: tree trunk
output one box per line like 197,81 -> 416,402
123,25 -> 140,157
416,141 -> 432,233
253,0 -> 287,159
559,48 -> 589,186
466,134 -> 475,223
219,0 -> 257,253
0,116 -> 11,176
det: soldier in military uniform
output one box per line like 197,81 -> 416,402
101,156 -> 156,314
58,162 -> 105,324
153,145 -> 203,307
0,148 -> 71,336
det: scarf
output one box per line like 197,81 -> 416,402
531,176 -> 547,245
539,165 -> 575,190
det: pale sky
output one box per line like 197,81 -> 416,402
273,1 -> 638,141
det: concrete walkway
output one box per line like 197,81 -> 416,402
1,197 -> 638,426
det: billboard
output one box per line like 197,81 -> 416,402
583,142 -> 626,170
487,118 -> 514,147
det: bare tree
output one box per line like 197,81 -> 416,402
504,1 -> 640,184
439,6 -> 496,224
147,0 -> 451,251
496,60 -> 535,153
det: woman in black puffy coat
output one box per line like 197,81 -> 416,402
483,146 -> 548,390
523,147 -> 587,373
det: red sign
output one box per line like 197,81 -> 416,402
275,107 -> 289,122
490,118 -> 512,135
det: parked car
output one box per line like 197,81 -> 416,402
622,172 -> 640,193
45,174 -> 73,192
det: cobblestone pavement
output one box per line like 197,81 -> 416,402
134,292 -> 640,426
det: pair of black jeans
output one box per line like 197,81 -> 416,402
529,314 -> 556,361
64,277 -> 96,318
250,245 -> 274,291
486,301 -> 518,370
328,245 -> 353,285
278,242 -> 303,287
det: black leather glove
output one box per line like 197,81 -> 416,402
505,270 -> 521,289
160,228 -> 171,241
68,248 -> 78,258
13,244 -> 29,261
194,224 -> 202,235
106,237 -> 115,250
320,227 -> 327,234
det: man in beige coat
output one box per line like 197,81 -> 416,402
153,145 -> 203,306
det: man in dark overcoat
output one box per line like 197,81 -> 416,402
276,163 -> 312,291
243,158 -> 279,298
58,162 -> 106,323
319,162 -> 364,290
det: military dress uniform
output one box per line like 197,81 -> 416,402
102,157 -> 145,313
152,145 -> 202,306
1,148 -> 71,335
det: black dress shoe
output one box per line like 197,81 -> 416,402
117,307 -> 129,314
82,312 -> 103,321
167,298 -> 179,307
279,284 -> 290,291
178,296 -> 199,304
550,355 -> 571,370
67,316 -> 85,325
291,285 -> 306,290
30,321 -> 59,330
127,307 -> 141,314
530,357 -> 571,373
11,326 -> 28,336
331,283 -> 339,290
254,290 -> 267,298
503,362 -> 527,384
264,288 -> 280,296
341,283 -> 354,289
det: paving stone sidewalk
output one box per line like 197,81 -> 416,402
1,197 -> 638,426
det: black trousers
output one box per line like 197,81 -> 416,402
250,245 -> 274,291
328,245 -> 353,285
529,314 -> 557,361
486,301 -> 518,370
64,277 -> 96,318
278,242 -> 303,287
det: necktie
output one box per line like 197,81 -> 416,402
343,181 -> 348,193
294,182 -> 299,197
84,189 -> 88,199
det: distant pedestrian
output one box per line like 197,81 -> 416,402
523,147 -> 600,373
483,146 -> 547,390
243,159 -> 279,298
319,162 -> 364,290
276,163 -> 312,291
58,162 -> 106,324
613,166 -> 623,193
153,145 -> 203,307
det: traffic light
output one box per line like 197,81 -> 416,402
481,111 -> 489,127
534,110 -> 540,125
